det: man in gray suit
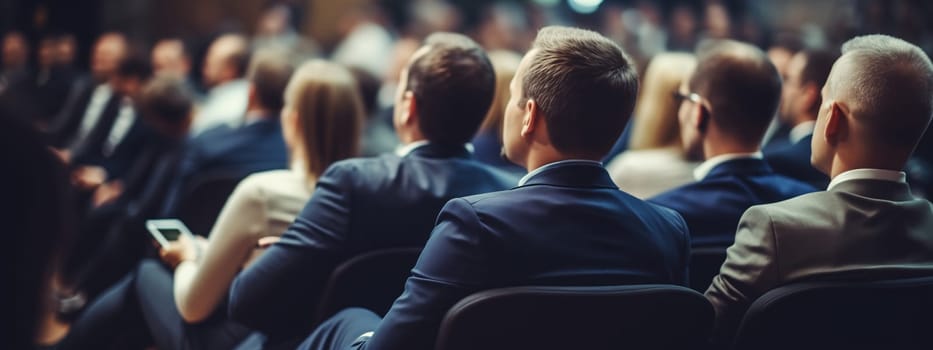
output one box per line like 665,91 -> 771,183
705,34 -> 933,342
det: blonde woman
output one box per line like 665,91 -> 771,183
56,60 -> 364,350
607,53 -> 699,198
472,50 -> 525,175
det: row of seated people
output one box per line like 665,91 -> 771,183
17,26 -> 933,349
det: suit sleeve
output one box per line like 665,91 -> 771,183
228,163 -> 354,337
357,198 -> 492,350
704,205 -> 781,342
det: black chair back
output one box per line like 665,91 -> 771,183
690,246 -> 728,291
435,284 -> 713,350
733,276 -> 933,350
312,247 -> 422,327
176,172 -> 241,235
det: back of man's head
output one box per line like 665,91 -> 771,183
203,34 -> 249,87
522,26 -> 639,157
139,75 -> 194,136
827,35 -> 933,151
690,40 -> 782,147
248,50 -> 295,113
797,49 -> 838,115
405,32 -> 495,146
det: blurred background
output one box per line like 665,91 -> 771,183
3,0 -> 932,77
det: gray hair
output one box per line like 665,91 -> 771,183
830,34 -> 933,146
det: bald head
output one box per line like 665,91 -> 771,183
689,40 -> 782,146
202,34 -> 249,88
91,32 -> 128,82
826,35 -> 933,149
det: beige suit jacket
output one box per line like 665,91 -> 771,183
705,178 -> 933,339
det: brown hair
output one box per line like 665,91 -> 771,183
521,26 -> 639,157
405,32 -> 496,146
689,40 -> 782,146
628,53 -> 696,151
284,60 -> 364,179
138,75 -> 194,137
249,49 -> 295,112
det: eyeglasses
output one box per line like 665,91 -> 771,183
672,91 -> 703,104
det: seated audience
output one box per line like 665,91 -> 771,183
160,50 -> 292,216
69,54 -> 154,181
228,33 -> 517,344
706,34 -> 933,343
47,32 -> 127,151
54,59 -> 367,350
764,49 -> 837,189
189,33 -> 250,135
606,52 -> 700,198
299,26 -> 690,350
472,50 -> 526,176
57,75 -> 195,315
648,40 -> 816,247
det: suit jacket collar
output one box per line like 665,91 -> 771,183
829,178 -> 915,202
519,161 -> 617,189
704,157 -> 774,180
408,143 -> 471,159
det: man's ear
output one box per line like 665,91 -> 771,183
400,91 -> 417,126
823,101 -> 847,145
520,99 -> 538,138
247,85 -> 258,106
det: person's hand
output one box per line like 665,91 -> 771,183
92,180 -> 123,207
257,236 -> 281,248
71,166 -> 107,189
159,234 -> 200,269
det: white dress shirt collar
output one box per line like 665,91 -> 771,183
394,140 -> 431,157
827,168 -> 907,191
518,159 -> 603,186
789,120 -> 816,144
693,152 -> 763,181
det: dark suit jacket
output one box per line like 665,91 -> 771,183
649,158 -> 816,246
161,117 -> 288,216
354,161 -> 690,350
706,178 -> 933,341
764,134 -> 830,189
228,144 -> 518,339
48,80 -> 121,149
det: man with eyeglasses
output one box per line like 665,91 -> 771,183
648,40 -> 815,247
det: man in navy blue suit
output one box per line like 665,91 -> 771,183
296,26 -> 690,350
764,49 -> 837,189
160,51 -> 293,216
227,33 -> 518,343
648,40 -> 816,247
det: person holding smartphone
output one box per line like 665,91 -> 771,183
55,58 -> 364,350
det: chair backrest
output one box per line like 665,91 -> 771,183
689,246 -> 728,291
435,284 -> 713,350
176,172 -> 242,235
312,247 -> 422,327
733,276 -> 933,350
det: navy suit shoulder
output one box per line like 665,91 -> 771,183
228,144 -> 516,339
649,158 -> 815,247
353,162 -> 690,350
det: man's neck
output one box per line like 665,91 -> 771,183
702,141 -> 759,161
244,108 -> 271,123
524,148 -> 601,173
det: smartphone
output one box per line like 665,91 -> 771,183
146,219 -> 194,248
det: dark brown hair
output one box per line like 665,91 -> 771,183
405,32 -> 495,146
798,49 -> 839,114
689,40 -> 782,146
521,26 -> 639,157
